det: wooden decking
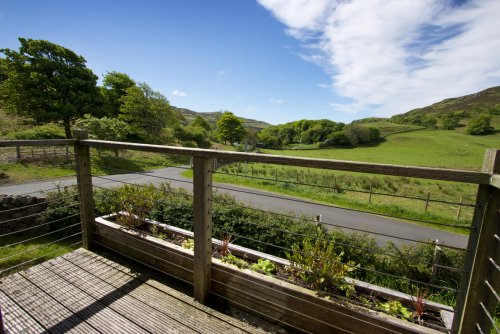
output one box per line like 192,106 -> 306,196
0,248 -> 268,334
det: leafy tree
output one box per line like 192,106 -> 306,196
344,125 -> 371,145
0,38 -> 102,138
466,114 -> 494,135
173,123 -> 211,148
190,114 -> 212,132
101,71 -> 135,117
74,114 -> 129,156
215,111 -> 246,145
119,83 -> 177,143
319,132 -> 350,148
74,114 -> 129,141
257,130 -> 282,149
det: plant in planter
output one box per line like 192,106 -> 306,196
412,288 -> 428,324
182,238 -> 194,250
378,300 -> 413,320
251,258 -> 276,276
286,228 -> 356,296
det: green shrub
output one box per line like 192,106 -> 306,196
42,186 -> 80,236
466,114 -> 494,135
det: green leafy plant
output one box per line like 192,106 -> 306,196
378,300 -> 412,320
286,228 -> 356,294
221,254 -> 249,269
182,238 -> 194,250
251,259 -> 276,276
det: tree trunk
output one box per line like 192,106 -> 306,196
63,119 -> 72,139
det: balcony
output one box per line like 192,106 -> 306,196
0,134 -> 499,333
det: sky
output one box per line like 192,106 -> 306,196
1,0 -> 499,125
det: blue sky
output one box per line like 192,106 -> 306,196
1,0 -> 500,125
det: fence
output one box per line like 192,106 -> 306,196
0,135 -> 498,333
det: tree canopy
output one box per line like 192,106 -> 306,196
0,38 -> 102,138
215,111 -> 246,145
101,71 -> 135,117
119,83 -> 178,143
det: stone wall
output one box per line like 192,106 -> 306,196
0,195 -> 48,236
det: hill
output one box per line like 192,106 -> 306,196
393,86 -> 500,120
173,107 -> 270,132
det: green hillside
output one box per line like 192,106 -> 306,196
173,107 -> 270,131
401,86 -> 500,118
263,124 -> 500,170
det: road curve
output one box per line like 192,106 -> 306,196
0,167 -> 468,249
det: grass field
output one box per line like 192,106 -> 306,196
263,128 -> 500,170
0,149 -> 189,184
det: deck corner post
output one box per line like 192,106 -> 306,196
74,130 -> 95,250
193,155 -> 213,304
452,149 -> 500,333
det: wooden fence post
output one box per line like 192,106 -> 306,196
456,196 -> 463,220
424,192 -> 430,211
193,156 -> 213,304
74,130 -> 95,250
368,185 -> 373,203
452,149 -> 500,333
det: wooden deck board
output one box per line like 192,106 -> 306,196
0,248 -> 268,334
66,250 -> 262,334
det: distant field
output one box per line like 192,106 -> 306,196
263,128 -> 500,170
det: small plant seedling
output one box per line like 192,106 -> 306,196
378,300 -> 412,320
182,238 -> 194,250
221,254 -> 249,269
251,258 -> 276,276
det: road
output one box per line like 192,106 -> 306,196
0,167 -> 468,249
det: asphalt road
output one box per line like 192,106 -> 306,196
0,167 -> 468,249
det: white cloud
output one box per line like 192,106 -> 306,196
258,0 -> 500,116
171,89 -> 187,97
269,98 -> 285,104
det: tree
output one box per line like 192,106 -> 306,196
74,114 -> 129,141
215,111 -> 246,145
101,71 -> 135,117
119,83 -> 177,143
466,114 -> 494,135
0,38 -> 102,138
190,114 -> 212,132
74,114 -> 129,156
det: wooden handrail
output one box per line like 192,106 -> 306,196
81,139 -> 490,184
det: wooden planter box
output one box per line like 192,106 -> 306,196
94,215 -> 449,334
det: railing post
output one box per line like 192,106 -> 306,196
74,130 -> 95,250
193,156 -> 213,304
452,149 -> 500,333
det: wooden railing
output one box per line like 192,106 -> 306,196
1,136 -> 498,333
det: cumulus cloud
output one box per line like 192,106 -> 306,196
269,98 -> 285,104
258,0 -> 500,116
171,89 -> 187,97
